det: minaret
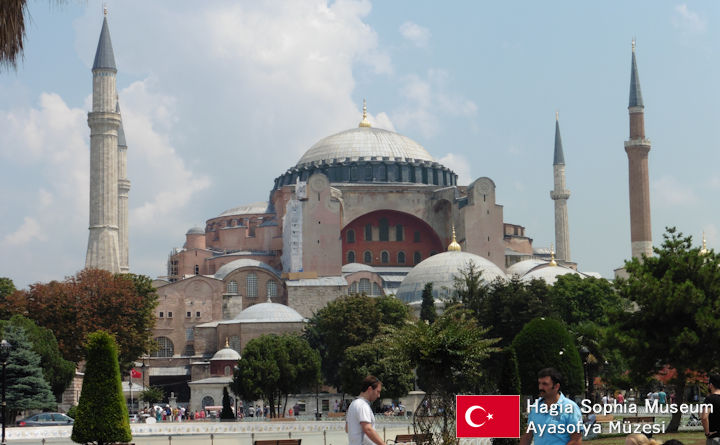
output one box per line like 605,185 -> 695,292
85,10 -> 121,273
550,112 -> 571,262
625,41 -> 653,259
117,101 -> 130,272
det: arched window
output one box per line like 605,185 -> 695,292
227,280 -> 238,294
247,273 -> 257,297
350,282 -> 358,294
151,337 -> 174,358
267,280 -> 277,298
379,218 -> 389,241
397,251 -> 406,264
184,345 -> 195,356
202,396 -> 214,408
381,251 -> 389,264
359,279 -> 371,294
347,230 -> 355,243
363,251 -> 372,264
224,365 -> 232,376
396,225 -> 404,241
365,224 -> 372,241
347,251 -> 356,263
194,265 -> 199,275
372,282 -> 382,296
414,251 -> 422,265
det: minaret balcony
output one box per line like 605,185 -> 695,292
624,138 -> 651,147
550,190 -> 570,200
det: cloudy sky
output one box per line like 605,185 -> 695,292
1,1 -> 718,288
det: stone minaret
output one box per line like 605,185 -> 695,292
625,41 -> 652,259
85,12 -> 121,273
550,112 -> 570,262
117,101 -> 130,272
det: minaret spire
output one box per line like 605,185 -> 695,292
550,112 -> 571,262
625,41 -> 653,259
86,15 -> 122,272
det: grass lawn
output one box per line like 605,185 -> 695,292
589,432 -> 705,445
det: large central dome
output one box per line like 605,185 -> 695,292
296,127 -> 435,168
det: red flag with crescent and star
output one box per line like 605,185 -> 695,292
130,369 -> 142,379
456,395 -> 520,438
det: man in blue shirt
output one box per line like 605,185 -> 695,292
520,368 -> 582,445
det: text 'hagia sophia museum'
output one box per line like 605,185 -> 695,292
79,14 -> 654,411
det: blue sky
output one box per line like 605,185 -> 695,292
1,1 -> 718,288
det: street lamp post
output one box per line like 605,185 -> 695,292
1,339 -> 12,445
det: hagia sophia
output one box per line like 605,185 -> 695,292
79,14 -> 653,411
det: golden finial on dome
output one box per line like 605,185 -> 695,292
359,99 -> 372,128
549,244 -> 557,266
225,337 -> 229,348
700,231 -> 708,255
448,226 -> 461,252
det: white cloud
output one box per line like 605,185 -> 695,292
438,153 -> 471,185
3,217 -> 46,246
399,21 -> 431,48
672,4 -> 706,33
652,175 -> 699,207
119,79 -> 211,230
392,71 -> 478,138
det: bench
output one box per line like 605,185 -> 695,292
388,434 -> 433,445
255,440 -> 301,445
327,412 -> 346,418
595,415 -> 614,423
268,416 -> 296,421
623,416 -> 655,423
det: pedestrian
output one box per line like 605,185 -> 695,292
701,373 -> 720,445
616,392 -> 625,404
658,389 -> 667,405
520,367 -> 583,445
346,375 -> 385,445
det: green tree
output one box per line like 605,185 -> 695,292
375,295 -> 410,326
611,227 -> 720,432
71,331 -> 132,445
339,330 -> 414,400
419,283 -> 436,324
220,387 -> 235,420
3,323 -> 56,421
512,318 -> 583,398
401,307 -> 499,445
139,386 -> 164,405
232,334 -> 320,417
0,314 -> 75,401
304,295 -> 383,392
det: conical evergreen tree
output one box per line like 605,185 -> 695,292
71,331 -> 131,445
220,386 -> 235,420
3,324 -> 55,421
419,282 -> 436,323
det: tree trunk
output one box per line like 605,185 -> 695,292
667,380 -> 685,433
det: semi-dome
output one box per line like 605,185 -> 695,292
186,226 -> 205,235
341,262 -> 377,274
214,259 -> 280,280
396,251 -> 507,303
507,259 -> 549,277
296,127 -> 434,168
234,300 -> 306,323
218,202 -> 270,217
522,265 -> 583,285
211,345 -> 241,361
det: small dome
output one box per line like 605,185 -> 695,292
522,265 -> 583,285
296,127 -> 435,168
234,301 -> 306,323
396,251 -> 506,303
342,263 -> 377,274
211,346 -> 241,361
186,226 -> 205,235
214,259 -> 279,280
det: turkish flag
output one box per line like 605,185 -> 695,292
130,369 -> 142,379
456,395 -> 520,438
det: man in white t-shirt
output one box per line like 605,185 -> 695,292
346,375 -> 385,445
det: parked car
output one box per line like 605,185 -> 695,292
16,412 -> 74,427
